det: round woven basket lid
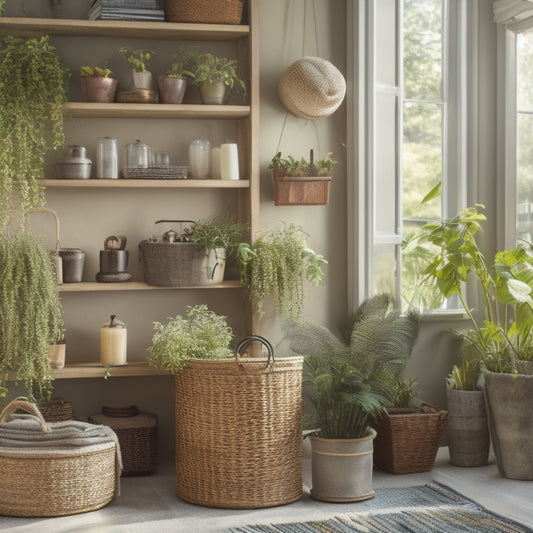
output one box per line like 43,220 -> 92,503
278,56 -> 346,120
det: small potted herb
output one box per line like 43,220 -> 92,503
269,150 -> 336,205
119,46 -> 154,90
80,65 -> 118,103
158,53 -> 195,104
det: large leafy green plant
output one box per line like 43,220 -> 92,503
285,295 -> 419,439
191,51 -> 246,95
418,204 -> 533,373
0,35 -> 69,226
0,228 -> 65,405
239,223 -> 327,322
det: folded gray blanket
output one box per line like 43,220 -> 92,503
0,413 -> 123,495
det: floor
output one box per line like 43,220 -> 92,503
1,446 -> 532,532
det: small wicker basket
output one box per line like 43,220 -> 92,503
371,403 -> 448,474
166,0 -> 244,24
0,398 -> 118,517
175,335 -> 303,509
40,397 -> 73,422
89,405 -> 158,477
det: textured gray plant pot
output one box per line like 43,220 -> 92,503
483,368 -> 533,480
59,248 -> 85,283
158,77 -> 187,104
200,80 -> 227,104
309,428 -> 376,503
447,389 -> 490,467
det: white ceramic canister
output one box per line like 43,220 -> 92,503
189,138 -> 210,178
96,137 -> 118,179
100,314 -> 127,366
220,142 -> 239,180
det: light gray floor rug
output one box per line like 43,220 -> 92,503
229,481 -> 533,533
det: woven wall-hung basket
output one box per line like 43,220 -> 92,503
371,403 -> 448,474
175,335 -> 303,509
166,0 -> 244,24
0,398 -> 118,517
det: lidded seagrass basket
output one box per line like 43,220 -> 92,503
166,0 -> 244,24
89,405 -> 158,476
174,335 -> 303,509
0,398 -> 119,517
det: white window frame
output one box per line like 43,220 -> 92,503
347,0 -> 478,313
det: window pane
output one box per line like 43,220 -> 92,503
403,0 -> 443,101
375,90 -> 398,234
517,114 -> 533,243
375,0 -> 397,86
373,244 -> 397,296
517,32 -> 533,111
402,102 -> 443,219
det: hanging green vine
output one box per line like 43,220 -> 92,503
0,35 -> 69,226
240,224 -> 327,323
0,227 -> 65,405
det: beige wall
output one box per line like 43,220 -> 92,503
4,0 -> 499,461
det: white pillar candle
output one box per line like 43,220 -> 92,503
220,143 -> 239,180
210,147 -> 221,179
100,315 -> 127,366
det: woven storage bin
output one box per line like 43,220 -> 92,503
40,397 -> 73,422
89,405 -> 157,476
175,335 -> 303,509
0,399 -> 118,517
166,0 -> 244,24
272,173 -> 331,206
371,403 -> 448,474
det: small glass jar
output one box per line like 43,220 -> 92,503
126,139 -> 150,169
188,138 -> 210,178
96,137 -> 118,179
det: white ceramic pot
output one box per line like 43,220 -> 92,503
133,70 -> 152,90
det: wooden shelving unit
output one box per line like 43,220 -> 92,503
58,280 -> 242,292
44,179 -> 250,189
52,361 -> 171,379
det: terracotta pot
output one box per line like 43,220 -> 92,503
158,76 -> 187,104
81,77 -> 118,103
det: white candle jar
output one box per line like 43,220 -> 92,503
100,314 -> 127,366
220,143 -> 239,180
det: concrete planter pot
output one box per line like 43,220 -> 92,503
483,368 -> 533,480
133,70 -> 152,90
446,389 -> 490,467
309,428 -> 376,503
200,80 -> 227,104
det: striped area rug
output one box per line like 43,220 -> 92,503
230,481 -> 532,533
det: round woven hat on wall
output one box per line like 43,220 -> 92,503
278,56 -> 346,120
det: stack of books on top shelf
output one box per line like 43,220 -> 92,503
88,0 -> 165,21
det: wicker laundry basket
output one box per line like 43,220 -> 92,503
0,398 -> 119,517
371,403 -> 448,474
166,0 -> 244,24
89,405 -> 158,476
175,335 -> 303,509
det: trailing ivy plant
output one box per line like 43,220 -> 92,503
0,228 -> 65,405
239,223 -> 327,322
0,35 -> 69,226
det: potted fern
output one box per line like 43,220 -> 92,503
285,295 -> 419,501
239,223 -> 327,323
269,150 -> 336,205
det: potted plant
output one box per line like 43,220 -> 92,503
119,46 -> 154,90
415,203 -> 533,479
285,294 -> 419,502
158,54 -> 194,104
188,51 -> 246,105
446,356 -> 490,467
269,150 -> 336,206
0,35 -> 69,225
239,223 -> 327,323
80,65 -> 118,103
0,228 -> 65,405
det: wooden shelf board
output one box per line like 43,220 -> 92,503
0,18 -> 249,40
52,361 -> 171,379
63,102 -> 250,119
44,178 -> 250,189
58,280 -> 242,292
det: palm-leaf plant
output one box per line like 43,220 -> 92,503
285,294 -> 419,439
0,228 -> 65,405
239,223 -> 327,323
0,35 -> 69,227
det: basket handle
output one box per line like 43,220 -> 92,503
0,397 -> 51,433
234,335 -> 274,368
